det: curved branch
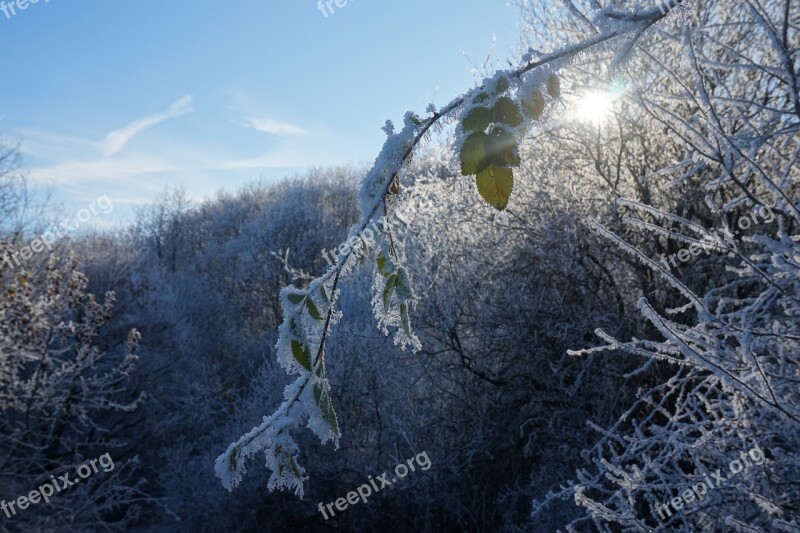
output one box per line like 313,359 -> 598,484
217,0 -> 688,494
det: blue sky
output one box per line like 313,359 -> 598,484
0,0 -> 522,226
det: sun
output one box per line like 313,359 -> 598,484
575,90 -> 616,126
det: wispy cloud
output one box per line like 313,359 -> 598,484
28,154 -> 179,185
238,116 -> 309,136
17,93 -> 354,210
101,95 -> 194,157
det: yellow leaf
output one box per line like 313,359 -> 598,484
523,89 -> 546,119
460,132 -> 489,176
476,165 -> 513,211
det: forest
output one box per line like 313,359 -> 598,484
0,0 -> 798,531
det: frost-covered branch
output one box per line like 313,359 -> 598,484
534,0 -> 800,529
215,0 -> 690,496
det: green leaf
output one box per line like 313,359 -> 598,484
395,268 -> 412,298
501,149 -> 521,167
383,274 -> 398,309
473,92 -> 490,104
229,445 -> 241,472
476,164 -> 514,211
314,382 -> 338,433
287,293 -> 305,305
495,76 -> 509,94
291,340 -> 312,371
320,286 -> 330,304
462,107 -> 490,132
490,97 -> 523,127
400,302 -> 411,334
306,298 -> 323,321
377,253 -> 390,276
313,381 -> 322,404
288,456 -> 302,478
522,89 -> 545,119
485,127 -> 519,167
460,132 -> 489,176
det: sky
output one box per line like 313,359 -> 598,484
0,0 -> 523,227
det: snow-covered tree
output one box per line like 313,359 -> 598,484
0,255 -> 153,530
523,0 -> 799,530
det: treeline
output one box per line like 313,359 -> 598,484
0,128 -> 691,530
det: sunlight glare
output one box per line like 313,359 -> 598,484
575,90 -> 615,126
